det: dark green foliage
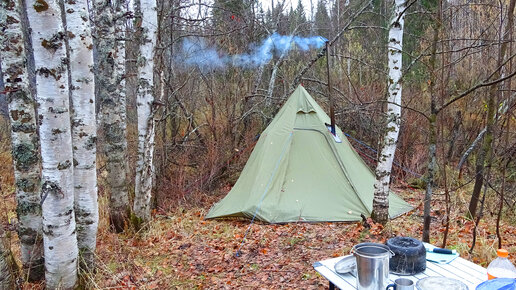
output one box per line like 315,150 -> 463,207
314,0 -> 330,38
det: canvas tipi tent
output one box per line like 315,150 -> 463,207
206,86 -> 412,223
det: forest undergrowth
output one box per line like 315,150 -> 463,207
1,143 -> 515,289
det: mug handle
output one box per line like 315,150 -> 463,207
386,283 -> 396,290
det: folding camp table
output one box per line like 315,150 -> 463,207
313,251 -> 488,290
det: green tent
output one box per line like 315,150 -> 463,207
206,86 -> 412,223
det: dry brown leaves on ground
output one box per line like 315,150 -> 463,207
84,188 -> 516,289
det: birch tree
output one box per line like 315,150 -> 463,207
0,0 -> 44,281
62,0 -> 98,271
94,0 -> 130,232
133,0 -> 158,225
371,0 -> 405,224
26,0 -> 78,287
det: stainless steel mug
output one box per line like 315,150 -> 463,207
352,243 -> 394,290
386,278 -> 415,290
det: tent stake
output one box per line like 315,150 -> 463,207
326,41 -> 336,135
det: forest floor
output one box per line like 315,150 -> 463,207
86,188 -> 516,289
1,148 -> 515,289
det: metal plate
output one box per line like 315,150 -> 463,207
416,277 -> 468,290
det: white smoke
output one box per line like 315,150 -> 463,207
177,33 -> 327,71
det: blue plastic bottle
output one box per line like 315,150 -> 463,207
476,278 -> 516,290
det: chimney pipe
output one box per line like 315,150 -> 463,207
326,41 -> 336,135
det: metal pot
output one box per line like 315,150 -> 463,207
352,243 -> 394,290
386,237 -> 426,275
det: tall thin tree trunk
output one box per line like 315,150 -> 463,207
371,0 -> 405,224
94,0 -> 130,232
0,0 -> 44,281
497,0 -> 514,248
26,0 -> 78,287
133,0 -> 158,224
423,0 -> 441,243
468,0 -> 516,219
266,50 -> 288,106
63,0 -> 98,272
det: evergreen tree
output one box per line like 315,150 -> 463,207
314,0 -> 331,38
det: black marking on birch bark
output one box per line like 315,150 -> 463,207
71,118 -> 84,127
7,89 -> 32,103
41,32 -> 65,53
48,106 -> 68,114
57,209 -> 73,217
37,68 -> 59,80
10,110 -> 32,123
6,15 -> 19,24
51,128 -> 64,135
84,136 -> 96,150
33,0 -> 49,12
41,181 -> 64,204
11,123 -> 36,133
75,207 -> 91,218
57,160 -> 72,170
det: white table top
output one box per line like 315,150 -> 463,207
313,254 -> 488,289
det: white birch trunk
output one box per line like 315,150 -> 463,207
133,0 -> 158,224
0,0 -> 44,281
26,0 -> 78,288
372,0 -> 405,224
266,48 -> 289,106
94,0 -> 130,232
63,0 -> 98,271
114,0 -> 127,106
